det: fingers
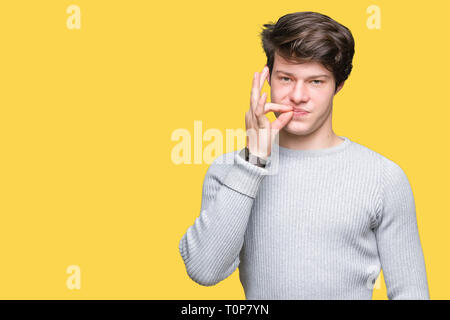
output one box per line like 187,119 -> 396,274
251,66 -> 268,112
263,103 -> 293,114
271,110 -> 293,130
249,66 -> 292,131
246,66 -> 292,158
255,92 -> 268,128
259,66 -> 268,90
251,72 -> 260,111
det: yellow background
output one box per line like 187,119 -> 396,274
0,0 -> 448,299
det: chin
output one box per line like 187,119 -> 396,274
283,120 -> 311,136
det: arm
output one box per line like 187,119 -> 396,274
179,149 -> 268,286
374,158 -> 430,299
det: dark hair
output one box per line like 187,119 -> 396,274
260,11 -> 355,92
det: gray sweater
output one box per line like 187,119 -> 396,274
178,136 -> 430,299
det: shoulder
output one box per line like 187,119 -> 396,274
346,139 -> 412,201
350,140 -> 413,202
347,139 -> 414,225
347,139 -> 407,176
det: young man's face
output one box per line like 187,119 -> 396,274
268,52 -> 344,137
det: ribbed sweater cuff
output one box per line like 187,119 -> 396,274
222,148 -> 269,198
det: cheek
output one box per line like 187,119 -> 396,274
270,88 -> 287,101
312,91 -> 332,105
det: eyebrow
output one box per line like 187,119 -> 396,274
275,70 -> 331,79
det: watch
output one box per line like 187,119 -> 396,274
244,146 -> 267,168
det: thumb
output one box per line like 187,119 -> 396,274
271,111 -> 293,130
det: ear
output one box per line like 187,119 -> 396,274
334,81 -> 345,94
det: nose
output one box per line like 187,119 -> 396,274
289,81 -> 310,104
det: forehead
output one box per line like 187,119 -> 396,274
273,52 -> 331,76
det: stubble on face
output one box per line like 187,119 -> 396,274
268,53 -> 338,138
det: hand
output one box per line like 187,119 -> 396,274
245,66 -> 293,159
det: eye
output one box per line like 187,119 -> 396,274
280,77 -> 291,82
311,80 -> 323,85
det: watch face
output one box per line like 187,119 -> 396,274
244,147 -> 266,167
249,154 -> 265,167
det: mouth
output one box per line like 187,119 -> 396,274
292,109 -> 310,116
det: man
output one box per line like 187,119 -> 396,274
179,11 -> 429,300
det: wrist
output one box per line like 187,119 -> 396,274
244,146 -> 267,168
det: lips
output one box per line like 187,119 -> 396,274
292,108 -> 310,119
292,108 -> 310,113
